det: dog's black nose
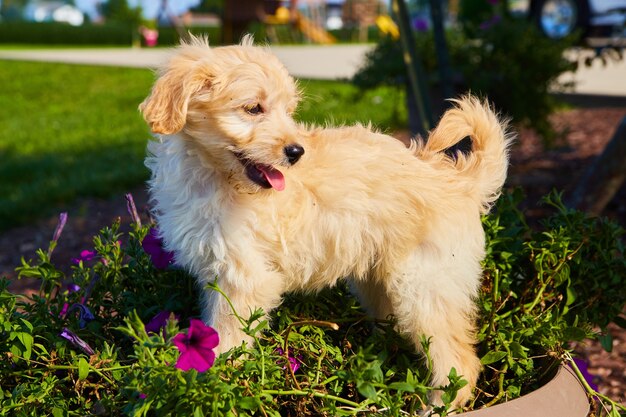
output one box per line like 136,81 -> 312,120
284,144 -> 305,165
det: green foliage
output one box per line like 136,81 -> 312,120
353,19 -> 576,143
0,62 -> 405,230
190,0 -> 223,15
101,0 -> 143,27
2,190 -> 626,415
476,190 -> 626,408
456,20 -> 576,144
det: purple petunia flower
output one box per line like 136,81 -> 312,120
60,328 -> 95,356
142,228 -> 175,269
172,319 -> 219,372
52,212 -> 68,243
48,212 -> 68,257
66,303 -> 95,329
67,283 -> 81,293
72,250 -> 97,265
145,310 -> 179,336
59,283 -> 81,317
276,347 -> 303,373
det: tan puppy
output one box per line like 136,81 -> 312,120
141,35 -> 511,407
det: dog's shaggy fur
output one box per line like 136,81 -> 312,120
140,35 -> 511,407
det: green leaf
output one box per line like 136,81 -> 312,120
441,389 -> 457,406
388,382 -> 415,393
11,332 -> 33,360
78,357 -> 90,380
193,406 -> 205,417
509,342 -> 528,359
565,286 -> 577,306
52,407 -> 64,417
599,334 -> 613,352
19,317 -> 34,332
563,326 -> 587,342
356,381 -> 378,400
480,351 -> 507,365
238,397 -> 258,410
251,320 -> 269,333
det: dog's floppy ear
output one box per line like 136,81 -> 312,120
139,63 -> 208,135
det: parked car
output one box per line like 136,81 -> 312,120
529,0 -> 626,39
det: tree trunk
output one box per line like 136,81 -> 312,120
566,117 -> 626,215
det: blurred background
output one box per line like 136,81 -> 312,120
0,0 -> 625,45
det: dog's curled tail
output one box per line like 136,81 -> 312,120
419,95 -> 513,213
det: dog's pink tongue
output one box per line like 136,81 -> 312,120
259,165 -> 285,191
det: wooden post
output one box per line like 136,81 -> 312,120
429,0 -> 455,102
390,0 -> 433,137
566,117 -> 626,215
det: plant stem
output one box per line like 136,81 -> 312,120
262,388 -> 369,409
481,364 -> 508,408
564,353 -> 626,413
282,319 -> 339,390
525,242 -> 583,315
207,280 -> 246,328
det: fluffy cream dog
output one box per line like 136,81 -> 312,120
140,35 -> 511,407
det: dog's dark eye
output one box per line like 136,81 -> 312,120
245,104 -> 263,115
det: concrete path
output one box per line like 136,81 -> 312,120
559,49 -> 626,97
0,44 -> 372,80
0,44 -> 624,96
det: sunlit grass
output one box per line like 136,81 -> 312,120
0,60 -> 406,230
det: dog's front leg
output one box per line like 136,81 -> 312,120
199,266 -> 285,355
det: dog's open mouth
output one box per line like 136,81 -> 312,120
234,153 -> 285,191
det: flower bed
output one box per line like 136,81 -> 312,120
1,191 -> 625,416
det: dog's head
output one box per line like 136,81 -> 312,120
140,35 -> 305,192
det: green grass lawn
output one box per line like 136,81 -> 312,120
0,60 -> 406,231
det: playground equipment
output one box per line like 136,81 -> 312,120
265,3 -> 337,44
291,9 -> 337,43
375,14 -> 399,39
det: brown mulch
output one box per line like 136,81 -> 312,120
1,96 -> 625,405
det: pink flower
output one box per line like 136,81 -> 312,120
276,347 -> 302,373
142,228 -> 175,269
72,250 -> 97,265
172,319 -> 219,372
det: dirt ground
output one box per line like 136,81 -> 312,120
1,95 -> 625,405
